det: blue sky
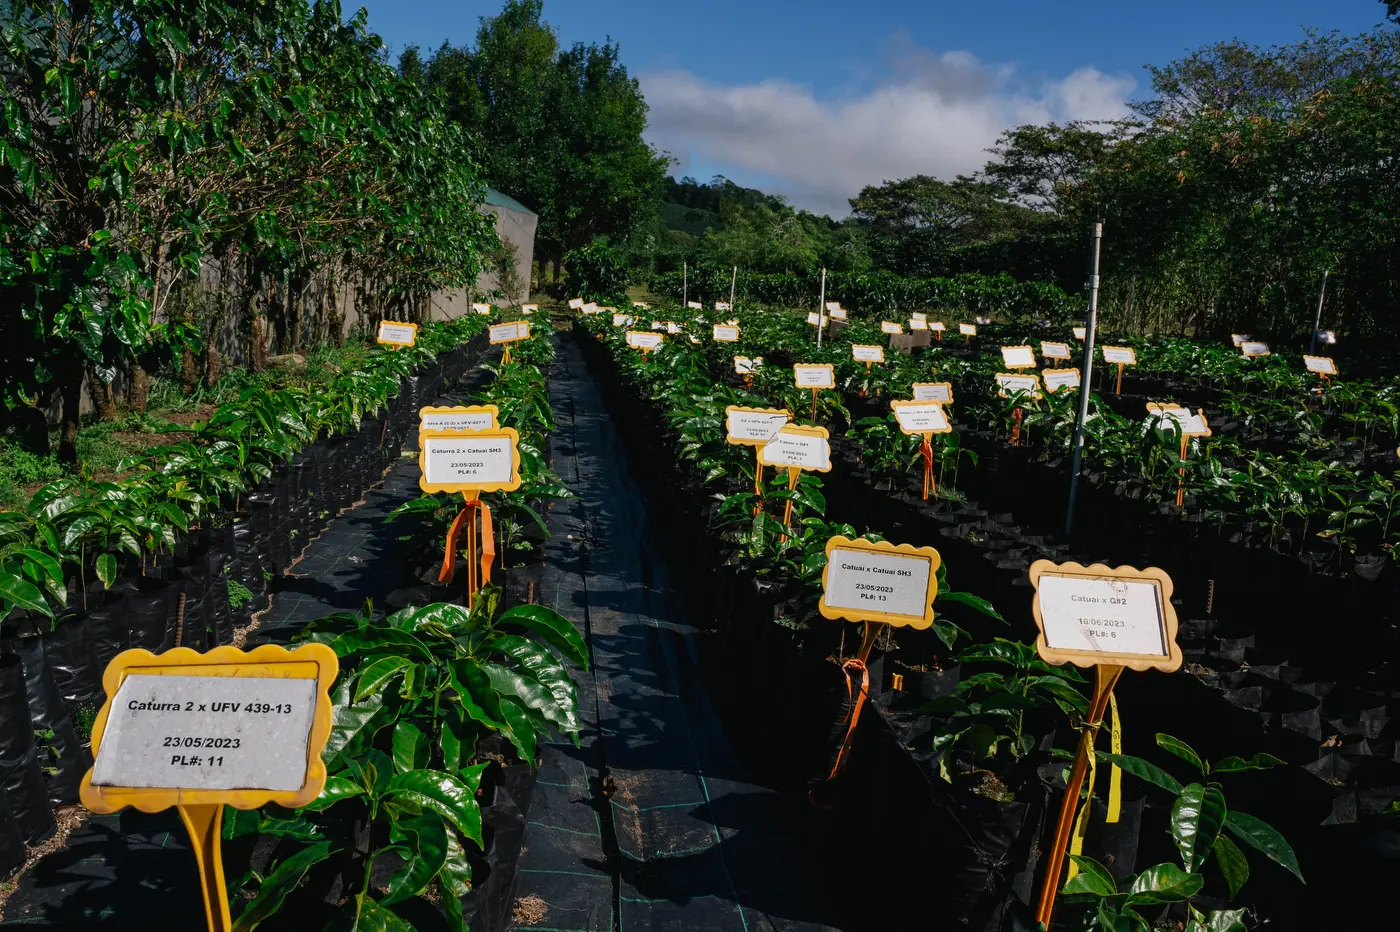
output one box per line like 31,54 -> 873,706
358,0 -> 1392,214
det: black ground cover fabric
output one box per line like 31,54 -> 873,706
509,335 -> 846,932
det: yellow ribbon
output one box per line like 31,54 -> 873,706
1065,694 -> 1124,880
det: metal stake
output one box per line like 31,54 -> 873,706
1309,269 -> 1329,355
816,267 -> 828,347
1066,220 -> 1103,537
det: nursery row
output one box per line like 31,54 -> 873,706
0,319 -> 491,874
574,310 -> 1310,931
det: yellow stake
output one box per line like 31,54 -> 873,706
179,804 -> 232,932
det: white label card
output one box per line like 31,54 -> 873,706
975,316 -> 991,325
1102,347 -> 1136,365
807,312 -> 829,326
909,319 -> 928,331
420,411 -> 494,433
830,309 -> 848,320
377,322 -> 416,345
1036,573 -> 1169,657
666,322 -> 683,334
1303,355 -> 1337,375
713,325 -> 740,342
489,323 -> 522,343
1041,341 -> 1071,359
521,304 -> 537,314
1240,341 -> 1270,357
472,303 -> 493,316
913,383 -> 953,403
715,302 -> 730,311
794,365 -> 835,389
1073,327 -> 1087,340
911,312 -> 927,323
687,301 -> 703,309
893,403 -> 949,434
959,324 -> 976,336
734,356 -> 763,375
929,322 -> 946,332
423,436 -> 514,485
881,321 -> 903,334
568,298 -> 584,309
996,373 -> 1041,397
825,302 -> 842,312
726,409 -> 789,443
633,302 -> 649,309
627,331 -> 663,350
1149,406 -> 1210,436
612,314 -> 634,327
582,302 -> 599,313
1230,333 -> 1251,346
1001,346 -> 1036,368
852,345 -> 884,363
1043,368 -> 1081,393
91,674 -> 317,791
824,547 -> 933,621
759,430 -> 831,471
650,321 -> 665,330
1317,330 -> 1336,344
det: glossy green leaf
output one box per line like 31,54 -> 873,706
1171,783 -> 1226,871
1212,833 -> 1250,899
322,682 -> 386,768
1124,862 -> 1205,905
1156,733 -> 1205,774
383,769 -> 484,847
1062,855 -> 1118,897
231,841 -> 335,931
487,635 -> 580,737
497,603 -> 589,670
95,553 -> 117,589
391,720 -> 429,773
1224,810 -> 1304,882
302,774 -> 366,811
0,571 -> 51,617
1095,752 -> 1184,794
355,656 -> 414,702
380,814 -> 448,905
1211,752 -> 1286,774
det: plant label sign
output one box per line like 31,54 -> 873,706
632,301 -> 649,309
734,356 -> 763,375
376,321 -> 418,346
582,302 -> 599,314
806,312 -> 829,326
1041,341 -> 1072,360
910,312 -> 927,323
758,424 -> 832,472
649,320 -> 665,330
1101,346 -> 1136,365
715,302 -> 730,311
852,345 -> 885,363
1001,345 -> 1037,369
666,322 -> 683,334
1240,341 -> 1271,357
1304,355 -> 1337,375
489,322 -> 527,344
819,536 -> 940,629
996,372 -> 1043,399
713,324 -> 740,342
912,382 -> 954,404
794,364 -> 835,389
418,405 -> 499,442
830,308 -> 848,320
890,401 -> 951,435
825,302 -> 842,312
1230,333 -> 1251,347
520,304 -> 538,315
881,321 -> 903,334
687,301 -> 703,310
1073,326 -> 1086,340
568,298 -> 584,309
1028,561 -> 1181,671
626,330 -> 664,352
959,323 -> 977,336
909,318 -> 929,331
82,643 -> 337,811
612,313 -> 634,327
419,427 -> 521,493
975,316 -> 991,325
725,406 -> 790,446
1317,330 -> 1337,345
1147,403 -> 1211,437
929,322 -> 946,332
1042,368 -> 1081,393
472,303 -> 493,316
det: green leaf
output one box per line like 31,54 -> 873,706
1096,751 -> 1184,794
1062,855 -> 1118,897
383,770 -> 484,847
1211,752 -> 1286,774
498,697 -> 538,762
1212,834 -> 1250,899
350,897 -> 415,931
391,721 -> 429,773
483,660 -> 567,735
1171,783 -> 1227,872
96,553 -> 117,589
487,635 -> 580,737
937,589 -> 1005,622
231,841 -> 335,931
441,830 -> 473,932
1195,908 -> 1248,932
497,604 -> 589,670
322,682 -> 386,768
1124,862 -> 1205,905
1224,810 -> 1304,882
380,814 -> 448,905
332,627 -> 435,663
302,774 -> 365,811
0,571 -> 52,617
1156,734 -> 1205,774
355,656 -> 414,702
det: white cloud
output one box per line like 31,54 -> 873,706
640,40 -> 1134,217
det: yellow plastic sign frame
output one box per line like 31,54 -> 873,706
80,643 -> 339,814
793,363 -> 836,389
418,426 -> 522,494
818,536 -> 941,630
1001,345 -> 1038,370
489,321 -> 530,344
1028,560 -> 1182,672
376,320 -> 418,347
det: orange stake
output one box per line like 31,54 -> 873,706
1115,362 -> 1124,395
1176,434 -> 1188,507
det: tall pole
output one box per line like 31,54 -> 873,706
816,267 -> 828,347
1309,269 -> 1329,355
1065,221 -> 1104,537
682,261 -> 688,309
730,265 -> 738,311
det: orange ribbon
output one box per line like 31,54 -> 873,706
824,657 -> 870,781
439,495 -> 495,597
920,434 -> 935,501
